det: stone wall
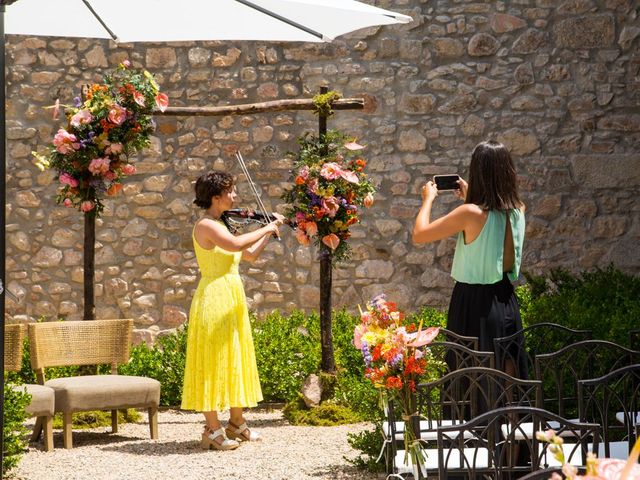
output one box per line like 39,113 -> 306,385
5,0 -> 640,343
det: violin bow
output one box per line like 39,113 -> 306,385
234,151 -> 280,239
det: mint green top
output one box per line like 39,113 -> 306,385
451,209 -> 525,284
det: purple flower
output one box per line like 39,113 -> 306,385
74,96 -> 82,107
361,342 -> 373,368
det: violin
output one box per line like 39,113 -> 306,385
221,208 -> 296,234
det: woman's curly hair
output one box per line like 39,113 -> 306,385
193,170 -> 234,209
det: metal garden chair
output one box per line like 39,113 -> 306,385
578,363 -> 640,459
494,323 -> 592,379
436,406 -> 600,479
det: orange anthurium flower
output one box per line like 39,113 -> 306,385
322,233 -> 340,250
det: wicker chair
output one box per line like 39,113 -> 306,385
4,324 -> 55,451
28,319 -> 161,449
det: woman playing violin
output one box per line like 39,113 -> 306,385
181,170 -> 285,450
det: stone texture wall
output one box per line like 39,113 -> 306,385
5,0 -> 640,343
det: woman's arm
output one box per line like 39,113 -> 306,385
241,234 -> 271,263
412,181 -> 476,244
195,218 -> 280,252
241,213 -> 285,262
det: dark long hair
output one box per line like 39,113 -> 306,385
465,140 -> 522,210
193,170 -> 234,209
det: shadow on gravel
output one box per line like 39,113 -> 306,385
44,432 -> 141,449
100,439 -> 204,456
157,416 -> 289,428
308,464 -> 374,479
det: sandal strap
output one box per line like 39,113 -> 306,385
230,422 -> 248,434
206,427 -> 238,447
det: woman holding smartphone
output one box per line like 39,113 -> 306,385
412,140 -> 527,379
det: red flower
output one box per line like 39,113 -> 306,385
372,344 -> 382,361
385,376 -> 403,390
404,356 -> 426,376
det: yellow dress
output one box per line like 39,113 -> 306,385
181,223 -> 263,412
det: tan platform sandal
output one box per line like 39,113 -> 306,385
226,420 -> 262,442
200,426 -> 240,451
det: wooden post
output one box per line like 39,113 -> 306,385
83,212 -> 95,320
318,86 -> 336,374
81,85 -> 95,321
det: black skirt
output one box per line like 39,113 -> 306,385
447,273 -> 527,379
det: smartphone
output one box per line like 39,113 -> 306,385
433,174 -> 460,191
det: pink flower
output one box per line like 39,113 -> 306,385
59,172 -> 79,188
305,221 -> 318,237
155,93 -> 169,112
52,99 -> 60,121
105,142 -> 123,155
121,164 -> 136,175
122,60 -> 131,68
88,157 -> 110,175
322,233 -> 340,250
307,178 -> 319,194
407,327 -> 440,348
321,196 -> 340,218
70,109 -> 93,127
295,229 -> 310,246
80,201 -> 95,212
53,129 -> 80,154
320,162 -> 343,181
103,171 -> 116,181
298,165 -> 310,180
133,91 -> 146,107
353,324 -> 365,349
62,198 -> 72,207
344,140 -> 365,151
364,193 -> 374,208
339,170 -> 359,184
108,105 -> 127,125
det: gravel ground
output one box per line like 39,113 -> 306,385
13,408 -> 380,480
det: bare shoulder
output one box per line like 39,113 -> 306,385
454,203 -> 485,217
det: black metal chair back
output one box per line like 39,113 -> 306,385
428,341 -> 495,372
416,367 -> 542,424
387,368 -> 542,479
437,328 -> 479,351
534,340 -> 640,419
494,323 -> 592,379
578,363 -> 640,459
436,406 -> 600,479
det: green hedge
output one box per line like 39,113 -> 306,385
520,265 -> 640,346
3,382 -> 31,474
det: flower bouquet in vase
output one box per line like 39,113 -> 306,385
536,430 -> 640,479
354,294 -> 441,477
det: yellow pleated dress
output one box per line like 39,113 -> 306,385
181,222 -> 263,412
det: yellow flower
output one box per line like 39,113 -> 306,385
144,70 -> 160,92
32,152 -> 50,171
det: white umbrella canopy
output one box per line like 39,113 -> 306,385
5,0 -> 412,43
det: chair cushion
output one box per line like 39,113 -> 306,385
394,447 -> 489,475
12,384 -> 55,417
45,375 -> 160,413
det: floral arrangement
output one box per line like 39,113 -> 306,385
353,294 -> 441,473
34,61 -> 168,217
282,130 -> 376,262
536,430 -> 640,479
